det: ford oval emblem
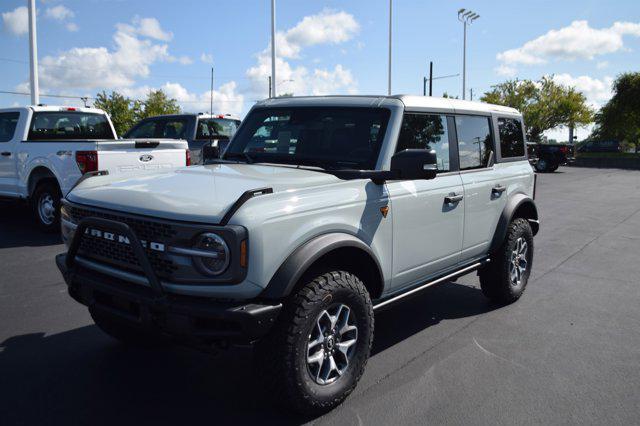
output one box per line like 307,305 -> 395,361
139,154 -> 154,162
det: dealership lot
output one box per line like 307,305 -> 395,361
1,166 -> 639,425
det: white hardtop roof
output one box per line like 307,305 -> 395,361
0,105 -> 107,114
254,94 -> 520,115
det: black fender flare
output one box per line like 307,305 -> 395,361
260,233 -> 384,300
489,193 -> 539,254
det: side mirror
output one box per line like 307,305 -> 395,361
202,144 -> 220,162
390,149 -> 438,180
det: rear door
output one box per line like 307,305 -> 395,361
0,111 -> 21,195
387,113 -> 464,291
456,114 -> 507,260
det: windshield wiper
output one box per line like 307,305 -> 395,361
224,152 -> 255,164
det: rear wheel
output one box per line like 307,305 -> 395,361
534,158 -> 549,172
31,181 -> 61,233
479,218 -> 534,304
255,270 -> 374,415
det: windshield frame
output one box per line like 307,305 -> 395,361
223,106 -> 391,171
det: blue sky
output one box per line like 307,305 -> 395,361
1,0 -> 639,140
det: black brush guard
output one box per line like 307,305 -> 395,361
57,216 -> 281,344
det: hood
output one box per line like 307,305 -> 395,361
67,163 -> 341,223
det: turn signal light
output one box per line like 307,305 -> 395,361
240,240 -> 247,268
186,149 -> 192,166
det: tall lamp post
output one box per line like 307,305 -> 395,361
270,0 -> 277,98
457,9 -> 479,100
28,0 -> 39,105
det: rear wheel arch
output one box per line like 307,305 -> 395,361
27,166 -> 59,197
489,194 -> 539,254
261,233 -> 385,301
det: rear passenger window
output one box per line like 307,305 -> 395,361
498,117 -> 525,158
455,115 -> 492,170
396,114 -> 450,172
0,112 -> 20,142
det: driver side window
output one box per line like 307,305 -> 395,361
396,113 -> 450,172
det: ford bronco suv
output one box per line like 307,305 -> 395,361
56,95 -> 539,414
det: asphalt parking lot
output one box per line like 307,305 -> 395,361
1,166 -> 640,425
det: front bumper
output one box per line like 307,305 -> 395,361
57,254 -> 281,343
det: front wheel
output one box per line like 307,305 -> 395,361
256,271 -> 374,415
479,218 -> 534,304
31,181 -> 61,233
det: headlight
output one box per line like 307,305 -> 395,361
192,232 -> 230,276
60,204 -> 76,248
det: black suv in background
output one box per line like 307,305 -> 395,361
577,140 -> 621,153
124,113 -> 241,164
527,142 -> 574,172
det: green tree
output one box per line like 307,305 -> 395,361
93,91 -> 140,136
140,89 -> 181,118
481,76 -> 593,142
591,72 -> 640,153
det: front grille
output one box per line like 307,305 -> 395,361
69,205 -> 178,277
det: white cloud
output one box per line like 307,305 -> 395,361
45,5 -> 74,21
200,53 -> 213,64
117,16 -> 173,41
246,9 -> 360,99
66,22 -> 78,32
36,18 -> 173,90
495,64 -> 517,77
162,81 -> 244,115
497,20 -> 640,66
170,55 -> 193,65
551,73 -> 613,108
596,61 -> 609,69
2,6 -> 28,36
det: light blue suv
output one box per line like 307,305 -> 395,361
57,95 -> 538,414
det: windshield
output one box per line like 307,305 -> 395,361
224,107 -> 390,170
28,112 -> 115,140
196,118 -> 240,139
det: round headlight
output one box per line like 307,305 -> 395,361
192,232 -> 230,276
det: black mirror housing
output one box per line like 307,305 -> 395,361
202,144 -> 220,162
390,149 -> 438,180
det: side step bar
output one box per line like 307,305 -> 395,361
373,259 -> 489,311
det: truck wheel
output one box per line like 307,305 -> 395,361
534,158 -> 549,172
479,218 -> 534,304
256,271 -> 374,415
90,308 -> 167,347
31,181 -> 61,233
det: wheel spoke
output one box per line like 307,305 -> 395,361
307,349 -> 324,366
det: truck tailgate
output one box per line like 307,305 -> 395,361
96,139 -> 188,175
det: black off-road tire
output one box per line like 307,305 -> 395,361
90,308 -> 167,347
479,218 -> 534,304
255,271 -> 374,415
31,180 -> 62,233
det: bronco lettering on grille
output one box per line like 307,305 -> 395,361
84,228 -> 165,252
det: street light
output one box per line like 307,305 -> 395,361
458,8 -> 479,100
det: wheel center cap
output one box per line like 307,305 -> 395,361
325,335 -> 335,350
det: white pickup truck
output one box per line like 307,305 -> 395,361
0,105 -> 190,232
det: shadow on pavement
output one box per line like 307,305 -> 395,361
0,281 -> 497,425
0,200 -> 61,249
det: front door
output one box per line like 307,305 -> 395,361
0,111 -> 20,195
387,113 -> 464,291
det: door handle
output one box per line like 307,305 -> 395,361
1,152 -> 11,157
444,193 -> 464,204
492,184 -> 507,195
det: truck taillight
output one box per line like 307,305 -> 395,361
76,151 -> 98,174
186,149 -> 191,166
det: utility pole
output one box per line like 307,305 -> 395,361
210,67 -> 214,114
458,9 -> 479,100
429,61 -> 433,96
270,0 -> 277,98
387,0 -> 392,95
268,76 -> 272,98
470,88 -> 474,101
28,0 -> 39,105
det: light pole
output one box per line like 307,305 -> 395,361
271,0 -> 277,98
28,0 -> 39,105
457,9 -> 479,100
388,0 -> 392,95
